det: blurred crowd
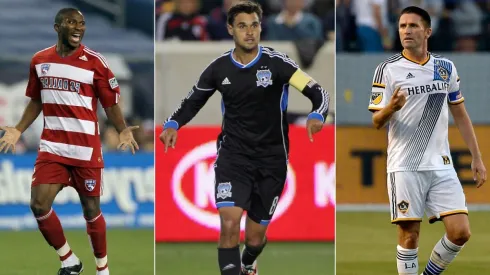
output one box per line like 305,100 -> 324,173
337,0 -> 490,52
156,0 -> 334,42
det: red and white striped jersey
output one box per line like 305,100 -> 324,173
26,44 -> 120,168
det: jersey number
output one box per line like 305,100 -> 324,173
269,196 -> 279,215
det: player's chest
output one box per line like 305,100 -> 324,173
36,60 -> 96,94
392,64 -> 451,97
215,65 -> 279,98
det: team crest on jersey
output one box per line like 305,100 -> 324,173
217,182 -> 232,199
85,179 -> 96,192
397,200 -> 409,214
41,64 -> 50,75
433,59 -> 452,82
256,69 -> 273,87
371,92 -> 383,105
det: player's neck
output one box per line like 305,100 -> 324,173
233,46 -> 259,65
56,42 -> 80,58
402,48 -> 428,64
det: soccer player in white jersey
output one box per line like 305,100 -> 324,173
368,6 -> 487,275
0,8 -> 139,275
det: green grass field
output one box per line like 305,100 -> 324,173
156,242 -> 334,274
337,212 -> 490,275
1,229 -> 154,275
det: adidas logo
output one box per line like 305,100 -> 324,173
222,264 -> 235,271
222,77 -> 231,85
406,73 -> 415,79
79,55 -> 88,61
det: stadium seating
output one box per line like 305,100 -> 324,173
0,0 -> 153,55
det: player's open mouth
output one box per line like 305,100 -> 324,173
71,33 -> 82,42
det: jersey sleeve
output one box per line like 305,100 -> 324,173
163,61 -> 216,130
25,58 -> 41,100
93,55 -> 121,108
289,68 -> 329,122
275,53 -> 300,84
368,63 -> 392,112
447,63 -> 464,105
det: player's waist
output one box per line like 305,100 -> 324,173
36,152 -> 105,168
220,139 -> 288,158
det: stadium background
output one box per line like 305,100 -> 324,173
155,0 -> 335,274
0,0 -> 154,273
336,1 -> 490,274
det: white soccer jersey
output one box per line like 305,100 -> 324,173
368,51 -> 464,172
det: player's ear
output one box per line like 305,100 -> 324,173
227,23 -> 233,36
426,27 -> 432,39
54,23 -> 60,33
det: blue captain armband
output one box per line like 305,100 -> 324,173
448,90 -> 464,104
163,120 -> 179,130
307,112 -> 324,123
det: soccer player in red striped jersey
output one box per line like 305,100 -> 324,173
0,8 -> 139,275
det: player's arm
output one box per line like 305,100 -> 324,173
447,72 -> 486,187
372,87 -> 405,129
289,69 -> 330,122
0,59 -> 43,153
163,65 -> 216,131
160,62 -> 216,152
368,63 -> 405,129
94,57 -> 139,154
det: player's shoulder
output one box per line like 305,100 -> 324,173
214,49 -> 232,64
260,46 -> 299,68
81,45 -> 111,68
375,53 -> 403,69
430,52 -> 449,60
430,52 -> 456,66
31,45 -> 56,62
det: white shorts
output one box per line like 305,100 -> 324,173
387,169 -> 468,224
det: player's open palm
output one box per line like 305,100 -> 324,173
472,157 -> 487,188
389,87 -> 407,111
306,118 -> 323,142
0,126 -> 21,153
117,125 -> 140,154
160,128 -> 177,153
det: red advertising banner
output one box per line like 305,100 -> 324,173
155,125 -> 335,242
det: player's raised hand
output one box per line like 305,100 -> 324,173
389,87 -> 407,111
159,128 -> 177,153
472,156 -> 487,188
306,118 -> 323,142
117,125 -> 140,155
0,126 -> 21,153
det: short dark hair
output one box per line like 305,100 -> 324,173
227,1 -> 263,26
400,6 -> 431,27
55,8 -> 81,24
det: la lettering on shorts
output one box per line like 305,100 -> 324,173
388,169 -> 467,223
214,152 -> 287,225
32,161 -> 103,196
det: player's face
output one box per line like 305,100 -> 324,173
55,11 -> 86,48
228,12 -> 262,52
398,13 -> 431,50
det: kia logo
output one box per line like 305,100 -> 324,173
172,141 -> 296,230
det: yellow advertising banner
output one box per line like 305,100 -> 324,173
337,126 -> 490,203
